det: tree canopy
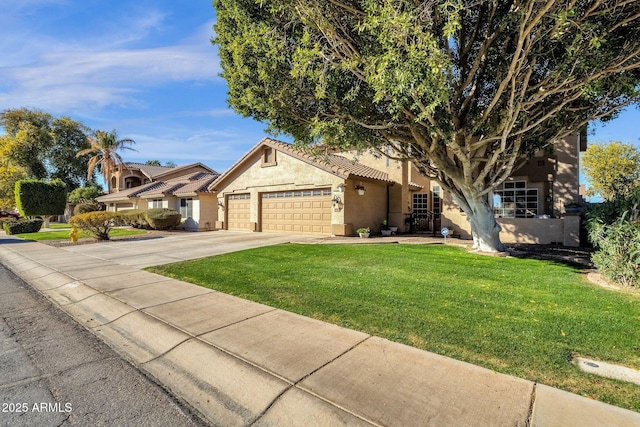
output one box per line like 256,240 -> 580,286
582,141 -> 640,201
0,108 -> 93,191
76,130 -> 136,193
214,0 -> 640,252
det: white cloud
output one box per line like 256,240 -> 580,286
0,4 -> 221,114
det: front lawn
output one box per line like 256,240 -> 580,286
16,228 -> 146,241
47,223 -> 71,229
147,244 -> 640,412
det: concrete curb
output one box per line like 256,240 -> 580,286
1,235 -> 639,426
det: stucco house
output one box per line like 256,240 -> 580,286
210,135 -> 584,245
97,133 -> 585,245
209,138 -> 396,236
97,162 -> 219,231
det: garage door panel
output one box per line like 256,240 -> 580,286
261,189 -> 331,235
227,194 -> 251,230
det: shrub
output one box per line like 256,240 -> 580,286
145,208 -> 181,230
3,218 -> 43,235
0,217 -> 17,228
69,211 -> 123,241
74,202 -> 104,215
15,179 -> 67,217
587,202 -> 640,288
121,209 -> 149,229
67,185 -> 105,204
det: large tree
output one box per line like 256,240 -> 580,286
76,130 -> 136,193
0,108 -> 93,190
582,141 -> 640,200
214,0 -> 640,252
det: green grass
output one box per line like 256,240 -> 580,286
147,244 -> 640,412
47,223 -> 71,229
16,228 -> 146,241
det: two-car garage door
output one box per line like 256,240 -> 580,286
261,188 -> 332,235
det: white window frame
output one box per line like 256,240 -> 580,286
150,199 -> 164,208
180,198 -> 193,218
493,181 -> 538,218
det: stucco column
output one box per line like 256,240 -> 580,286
563,213 -> 581,247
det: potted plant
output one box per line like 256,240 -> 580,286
355,184 -> 366,195
380,220 -> 392,236
356,227 -> 370,238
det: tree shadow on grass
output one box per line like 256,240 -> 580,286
506,244 -> 594,269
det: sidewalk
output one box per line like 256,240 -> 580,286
1,232 -> 638,426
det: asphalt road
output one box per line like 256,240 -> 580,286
0,263 -> 206,427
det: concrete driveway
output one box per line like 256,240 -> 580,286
59,230 -> 325,269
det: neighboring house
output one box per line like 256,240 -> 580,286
97,163 -> 219,231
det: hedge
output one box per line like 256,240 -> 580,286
74,202 -> 104,215
121,209 -> 148,228
145,208 -> 181,230
15,179 -> 67,217
120,208 -> 181,230
3,218 -> 44,235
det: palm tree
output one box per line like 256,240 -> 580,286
76,130 -> 136,193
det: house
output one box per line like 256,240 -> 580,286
97,162 -> 219,231
439,133 -> 586,246
97,133 -> 585,245
210,135 -> 584,245
209,138 -> 396,236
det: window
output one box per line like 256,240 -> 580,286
432,186 -> 441,219
412,193 -> 429,217
262,147 -> 276,166
493,181 -> 538,218
180,198 -> 193,218
150,199 -> 163,208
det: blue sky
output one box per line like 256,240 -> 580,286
1,0 -> 639,178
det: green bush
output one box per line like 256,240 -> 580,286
587,195 -> 640,288
121,209 -> 149,229
67,185 -> 105,204
0,217 -> 17,228
74,202 -> 104,215
15,179 -> 67,217
69,211 -> 123,241
3,218 -> 44,235
145,208 -> 181,230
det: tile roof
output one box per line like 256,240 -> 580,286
96,182 -> 165,202
137,182 -> 186,198
124,162 -> 177,179
209,138 -> 393,190
96,169 -> 219,202
324,154 -> 393,182
265,139 -> 393,183
123,162 -> 218,180
172,174 -> 219,196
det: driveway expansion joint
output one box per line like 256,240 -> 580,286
526,382 -> 537,427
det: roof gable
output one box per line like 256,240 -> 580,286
208,137 -> 392,191
123,162 -> 217,181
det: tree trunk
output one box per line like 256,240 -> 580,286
454,191 -> 506,253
